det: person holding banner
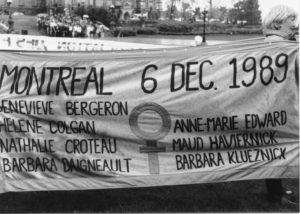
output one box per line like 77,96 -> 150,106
262,4 -> 298,205
263,5 -> 298,42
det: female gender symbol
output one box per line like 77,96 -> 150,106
129,102 -> 171,174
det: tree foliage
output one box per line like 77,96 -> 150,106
243,0 -> 261,24
165,0 -> 180,19
210,6 -> 228,21
181,2 -> 192,21
74,6 -> 111,27
228,0 -> 261,25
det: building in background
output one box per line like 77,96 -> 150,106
0,0 -> 45,7
48,0 -> 162,13
0,0 -> 162,16
0,0 -> 163,12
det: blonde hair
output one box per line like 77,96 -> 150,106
263,5 -> 297,30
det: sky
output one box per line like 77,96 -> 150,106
166,0 -> 299,19
219,0 -> 300,19
258,0 -> 299,18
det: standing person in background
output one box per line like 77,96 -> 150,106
96,21 -> 110,38
262,4 -> 298,205
86,20 -> 95,38
0,20 -> 9,33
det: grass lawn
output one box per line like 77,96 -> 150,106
0,179 -> 298,212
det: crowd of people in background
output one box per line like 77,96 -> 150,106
37,12 -> 110,38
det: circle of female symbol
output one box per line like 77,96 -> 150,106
129,102 -> 171,141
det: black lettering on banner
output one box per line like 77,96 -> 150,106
56,66 -> 73,95
170,61 -> 214,92
173,111 -> 286,134
0,65 -> 18,92
57,41 -> 97,51
16,38 -> 25,47
141,64 -> 158,93
76,67 -> 98,96
16,66 -> 31,94
172,137 -> 204,151
260,56 -> 273,85
3,36 -> 11,47
62,158 -> 131,173
199,60 -> 214,90
229,53 -> 289,88
46,67 -> 56,94
175,152 -> 224,170
186,61 -> 198,91
274,53 -> 288,83
2,157 -> 58,172
0,118 -> 43,133
209,131 -> 278,150
0,100 -> 54,115
27,67 -> 46,95
70,66 -> 83,95
173,116 -> 239,133
241,57 -> 256,87
84,67 -> 112,96
173,117 -> 205,133
65,138 -> 117,154
26,39 -> 39,48
15,38 -> 47,51
227,147 -> 286,164
57,41 -> 67,50
245,111 -> 287,129
171,63 -> 185,92
99,67 -> 112,96
206,115 -> 239,132
0,138 -> 55,153
0,65 -> 112,96
229,58 -> 240,88
65,101 -> 128,116
49,120 -> 95,134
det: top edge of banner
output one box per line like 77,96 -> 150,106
0,34 -> 298,57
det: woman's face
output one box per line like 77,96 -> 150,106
280,16 -> 298,36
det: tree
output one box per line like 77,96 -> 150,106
229,0 -> 261,25
228,1 -> 246,24
192,7 -> 201,22
85,7 -> 111,27
218,6 -> 228,22
210,6 -> 228,21
40,0 -> 46,7
166,0 -> 180,19
228,7 -> 239,24
208,0 -> 212,18
38,0 -> 47,13
243,0 -> 261,25
181,2 -> 192,21
136,0 -> 141,13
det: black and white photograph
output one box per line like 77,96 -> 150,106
0,0 -> 298,212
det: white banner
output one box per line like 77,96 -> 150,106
0,39 -> 298,193
0,34 -> 175,51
